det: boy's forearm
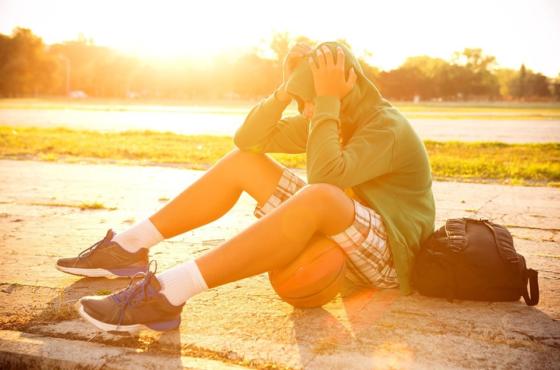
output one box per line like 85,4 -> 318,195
306,96 -> 343,184
233,86 -> 291,151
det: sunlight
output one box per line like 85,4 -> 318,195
111,1 -> 259,60
1,0 -> 558,75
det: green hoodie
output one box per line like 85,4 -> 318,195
234,42 -> 435,294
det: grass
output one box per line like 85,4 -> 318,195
27,200 -> 116,211
36,290 -> 79,323
1,126 -> 559,186
78,201 -> 115,210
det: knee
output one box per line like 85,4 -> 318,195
297,183 -> 348,209
299,183 -> 354,235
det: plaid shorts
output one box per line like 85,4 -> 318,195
254,168 -> 399,289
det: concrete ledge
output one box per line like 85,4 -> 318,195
0,330 -> 246,370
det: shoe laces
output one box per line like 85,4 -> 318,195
112,260 -> 158,327
77,230 -> 114,261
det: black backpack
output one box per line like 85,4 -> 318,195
412,218 -> 539,306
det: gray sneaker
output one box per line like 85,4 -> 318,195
56,230 -> 148,278
78,263 -> 183,332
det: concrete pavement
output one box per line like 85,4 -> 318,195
0,159 -> 559,369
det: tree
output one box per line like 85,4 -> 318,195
270,32 -> 291,64
403,55 -> 448,79
0,28 -> 59,97
494,68 -> 517,98
376,66 -> 432,100
552,74 -> 560,101
358,57 -> 381,87
402,56 -> 449,99
452,48 -> 499,99
456,48 -> 496,74
435,64 -> 472,100
509,65 -> 550,99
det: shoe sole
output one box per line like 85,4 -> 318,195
56,264 -> 147,278
77,301 -> 180,333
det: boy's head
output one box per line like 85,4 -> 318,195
285,41 -> 384,123
286,42 -> 356,113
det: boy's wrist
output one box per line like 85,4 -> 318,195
314,95 -> 341,117
274,84 -> 292,103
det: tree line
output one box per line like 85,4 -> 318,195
1,28 -> 558,101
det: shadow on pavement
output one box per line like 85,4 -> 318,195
290,285 -> 558,368
28,276 -> 184,368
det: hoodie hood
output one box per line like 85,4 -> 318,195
285,41 -> 390,127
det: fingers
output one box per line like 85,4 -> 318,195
346,68 -> 357,88
321,45 -> 334,66
336,47 -> 345,70
308,56 -> 318,73
314,46 -> 335,69
315,48 -> 326,68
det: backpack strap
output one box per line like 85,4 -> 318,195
444,218 -> 468,253
523,269 -> 539,306
483,221 -> 540,306
441,219 -> 469,301
483,221 -> 520,265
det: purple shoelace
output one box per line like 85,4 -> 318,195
111,260 -> 158,327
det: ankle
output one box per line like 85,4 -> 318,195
157,260 -> 208,306
112,219 -> 164,253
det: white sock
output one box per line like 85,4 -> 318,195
112,219 -> 164,253
156,260 -> 208,306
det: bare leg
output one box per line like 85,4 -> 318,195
197,183 -> 355,288
149,149 -> 355,291
150,149 -> 284,238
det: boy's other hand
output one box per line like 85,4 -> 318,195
309,46 -> 357,100
283,43 -> 312,84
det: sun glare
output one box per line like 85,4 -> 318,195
1,0 -> 559,75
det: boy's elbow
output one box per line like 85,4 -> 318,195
233,133 -> 264,154
233,129 -> 251,150
233,131 -> 244,149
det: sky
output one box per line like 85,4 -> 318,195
1,0 -> 559,76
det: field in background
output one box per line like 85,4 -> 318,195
1,99 -> 558,185
1,98 -> 560,120
1,126 -> 558,187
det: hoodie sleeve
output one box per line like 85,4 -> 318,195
306,96 -> 395,188
233,92 -> 308,154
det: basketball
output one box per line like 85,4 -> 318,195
268,237 -> 347,308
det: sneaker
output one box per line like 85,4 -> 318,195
56,229 -> 148,278
77,262 -> 183,332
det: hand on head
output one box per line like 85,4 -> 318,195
277,43 -> 312,102
283,43 -> 312,83
309,45 -> 357,100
